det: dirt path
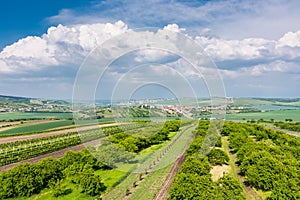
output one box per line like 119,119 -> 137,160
153,153 -> 186,200
222,137 -> 262,200
0,123 -> 123,144
0,139 -> 101,172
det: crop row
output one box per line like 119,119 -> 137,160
0,123 -> 147,166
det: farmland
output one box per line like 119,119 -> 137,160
0,116 -> 298,199
0,120 -> 194,199
0,120 -> 74,136
225,109 -> 300,121
0,112 -> 73,121
0,95 -> 299,200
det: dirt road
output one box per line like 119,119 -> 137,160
153,153 -> 186,200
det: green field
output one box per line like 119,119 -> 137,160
0,112 -> 73,121
0,120 -> 74,136
226,109 -> 300,121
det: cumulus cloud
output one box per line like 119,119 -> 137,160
195,31 -> 300,61
0,21 -> 128,74
1,19 -> 300,98
221,60 -> 300,78
1,20 -> 300,78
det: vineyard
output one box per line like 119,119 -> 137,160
0,122 -> 147,167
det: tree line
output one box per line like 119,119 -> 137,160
0,149 -> 106,199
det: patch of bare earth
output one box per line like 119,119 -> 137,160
210,165 -> 230,181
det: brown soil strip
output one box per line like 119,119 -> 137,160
153,153 -> 186,200
0,139 -> 100,172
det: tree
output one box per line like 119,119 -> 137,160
207,149 -> 229,165
80,174 -> 106,196
217,175 -> 245,199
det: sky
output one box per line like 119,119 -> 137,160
0,0 -> 300,99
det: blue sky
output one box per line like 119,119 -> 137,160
0,0 -> 93,49
0,0 -> 300,99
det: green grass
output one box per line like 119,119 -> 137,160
0,112 -> 73,121
0,120 -> 74,135
95,169 -> 128,190
226,110 -> 300,122
21,183 -> 93,200
129,164 -> 172,200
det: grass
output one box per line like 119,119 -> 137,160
226,109 -> 300,121
22,183 -> 93,200
129,165 -> 172,200
221,137 -> 239,180
95,169 -> 128,190
0,120 -> 74,136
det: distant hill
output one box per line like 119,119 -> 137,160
0,95 -> 70,112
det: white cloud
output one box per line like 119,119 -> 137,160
47,0 -> 300,41
0,21 -> 128,74
1,18 -> 300,98
221,60 -> 300,78
278,31 -> 300,47
195,30 -> 300,61
163,24 -> 186,33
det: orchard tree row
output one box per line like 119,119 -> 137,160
0,149 -> 107,199
108,120 -> 181,153
222,121 -> 300,199
0,123 -> 147,166
168,120 -> 245,200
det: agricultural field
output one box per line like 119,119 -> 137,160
0,120 -> 74,136
0,120 -> 194,199
0,93 -> 299,200
225,109 -> 300,121
0,118 -> 299,199
0,112 -> 73,121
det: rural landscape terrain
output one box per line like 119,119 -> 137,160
0,95 -> 299,199
1,1 -> 300,199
